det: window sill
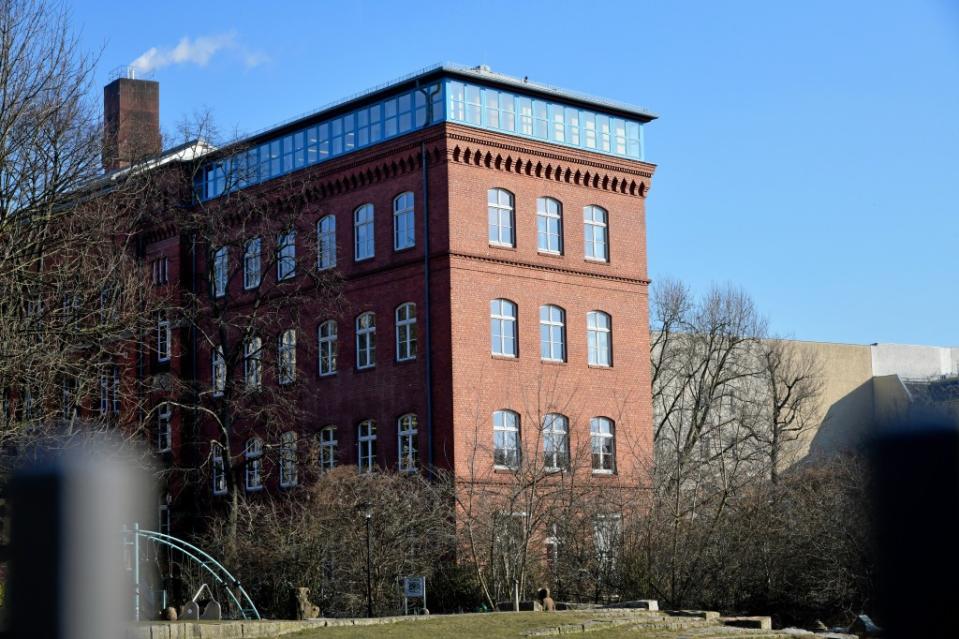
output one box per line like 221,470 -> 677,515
394,245 -> 416,253
588,364 -> 613,370
212,490 -> 228,497
318,371 -> 337,378
584,257 -> 609,265
317,264 -> 337,271
541,359 -> 566,366
280,481 -> 298,490
537,251 -> 564,259
355,365 -> 376,373
395,357 -> 417,365
277,275 -> 297,283
493,466 -> 519,474
491,354 -> 518,361
245,486 -> 263,493
354,256 -> 375,263
592,469 -> 616,476
489,243 -> 517,251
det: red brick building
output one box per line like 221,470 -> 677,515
125,64 -> 657,524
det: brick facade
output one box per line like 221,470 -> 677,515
140,78 -> 656,517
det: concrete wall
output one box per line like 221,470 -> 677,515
790,340 -> 875,459
871,343 -> 959,379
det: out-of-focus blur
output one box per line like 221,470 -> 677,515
7,437 -> 146,639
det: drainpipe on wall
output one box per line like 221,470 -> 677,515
417,81 -> 440,473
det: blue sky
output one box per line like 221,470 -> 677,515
73,1 -> 958,346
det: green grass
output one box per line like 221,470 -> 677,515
286,611 -> 609,639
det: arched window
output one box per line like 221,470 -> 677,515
488,188 -> 515,247
243,236 -> 262,289
397,414 -> 418,472
536,197 -> 563,254
318,320 -> 337,376
319,426 -> 337,470
277,229 -> 296,280
590,417 -> 615,473
244,335 -> 262,387
490,299 -> 518,357
395,303 -> 417,361
278,328 -> 297,384
543,413 -> 569,471
586,311 -> 612,367
583,205 -> 608,262
212,246 -> 229,297
317,215 -> 336,269
358,420 -> 376,472
355,312 -> 376,369
354,204 -> 375,260
393,192 -> 415,250
540,305 -> 566,362
280,431 -> 298,487
245,437 -> 263,491
493,410 -> 520,469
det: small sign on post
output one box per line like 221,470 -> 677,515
401,576 -> 426,615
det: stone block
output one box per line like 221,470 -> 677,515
721,616 -> 772,630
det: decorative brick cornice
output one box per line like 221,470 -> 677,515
446,131 -> 651,198
449,251 -> 650,286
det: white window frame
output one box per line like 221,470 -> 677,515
111,365 -> 121,415
357,420 -> 376,473
157,404 -> 172,453
245,437 -> 263,492
397,414 -> 418,473
278,328 -> 297,385
543,413 -> 569,471
395,303 -> 417,362
212,443 -> 227,495
243,237 -> 262,290
493,410 -> 520,469
212,346 -> 226,396
318,320 -> 337,376
317,215 -> 337,270
355,312 -> 376,370
277,229 -> 296,281
488,188 -> 515,247
354,204 -> 375,261
540,305 -> 566,362
157,311 -> 171,363
587,311 -> 612,367
244,336 -> 262,388
584,205 -> 609,262
594,513 -> 622,571
393,192 -> 415,250
590,417 -> 616,473
99,369 -> 110,416
536,197 -> 563,254
213,246 -> 229,297
490,299 -> 518,357
319,426 -> 337,471
280,431 -> 298,488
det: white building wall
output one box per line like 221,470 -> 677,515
870,343 -> 959,379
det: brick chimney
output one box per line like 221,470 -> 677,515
102,71 -> 161,172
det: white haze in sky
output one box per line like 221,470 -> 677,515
130,32 -> 267,74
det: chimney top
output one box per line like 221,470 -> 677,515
102,74 -> 161,172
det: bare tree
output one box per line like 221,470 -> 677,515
0,0 -> 164,471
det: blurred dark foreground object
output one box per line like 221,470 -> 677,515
6,441 -> 143,639
874,407 -> 959,639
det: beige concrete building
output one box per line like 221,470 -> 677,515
789,340 -> 959,460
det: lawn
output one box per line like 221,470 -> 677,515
283,610 -> 803,639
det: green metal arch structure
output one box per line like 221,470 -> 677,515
126,526 -> 260,620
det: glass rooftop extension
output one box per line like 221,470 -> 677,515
195,64 -> 656,201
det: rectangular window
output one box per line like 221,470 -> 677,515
395,303 -> 417,361
244,336 -> 262,387
243,237 -> 262,289
245,438 -> 263,491
319,427 -> 337,471
358,420 -> 376,473
278,329 -> 296,385
212,246 -> 228,297
354,205 -> 375,261
465,85 -> 481,125
212,346 -> 226,396
493,410 -> 520,469
397,414 -> 418,473
280,431 -> 298,488
317,215 -> 337,269
277,230 -> 296,281
518,97 -> 533,136
157,404 -> 172,453
157,311 -> 171,363
212,444 -> 227,495
318,321 -> 337,376
533,100 -> 548,139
